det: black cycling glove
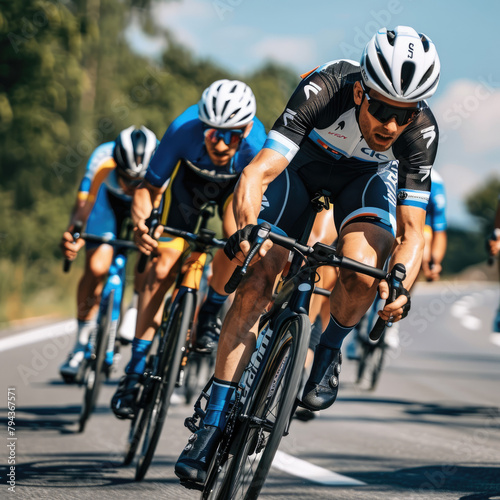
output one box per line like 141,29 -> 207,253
395,286 -> 411,319
224,224 -> 259,261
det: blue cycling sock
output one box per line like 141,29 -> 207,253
320,314 -> 356,349
125,338 -> 152,375
204,378 -> 238,430
199,287 -> 228,318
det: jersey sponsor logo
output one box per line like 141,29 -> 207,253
420,126 -> 436,149
398,191 -> 408,201
417,165 -> 432,181
384,169 -> 398,207
283,108 -> 297,127
336,120 -> 346,131
327,131 -> 347,140
303,81 -> 322,100
360,147 -> 389,161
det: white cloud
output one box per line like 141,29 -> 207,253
152,0 -> 214,51
431,80 -> 500,227
433,79 -> 500,153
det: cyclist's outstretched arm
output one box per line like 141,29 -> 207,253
231,148 -> 289,264
378,204 -> 425,322
131,180 -> 164,255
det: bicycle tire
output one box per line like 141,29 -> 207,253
355,341 -> 370,385
123,336 -> 159,465
204,313 -> 310,500
79,289 -> 114,433
369,342 -> 386,391
135,291 -> 195,481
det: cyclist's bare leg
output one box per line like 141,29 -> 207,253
302,222 -> 393,410
77,244 -> 114,321
214,244 -> 290,383
135,246 -> 181,341
329,222 -> 394,326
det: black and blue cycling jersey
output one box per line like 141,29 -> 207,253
258,59 -> 440,239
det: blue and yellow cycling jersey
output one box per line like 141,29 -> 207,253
77,141 -> 132,203
145,105 -> 267,188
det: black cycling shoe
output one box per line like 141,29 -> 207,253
194,313 -> 221,354
301,344 -> 342,411
111,373 -> 142,420
175,425 -> 222,484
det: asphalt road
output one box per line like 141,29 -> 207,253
1,281 -> 499,500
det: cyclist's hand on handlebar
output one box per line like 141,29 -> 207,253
377,280 -> 411,323
134,219 -> 163,255
224,224 -> 273,265
61,230 -> 85,260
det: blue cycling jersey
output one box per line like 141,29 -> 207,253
145,105 -> 267,188
425,170 -> 447,232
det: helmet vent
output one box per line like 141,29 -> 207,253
366,55 -> 391,95
417,63 -> 435,89
420,34 -> 430,52
401,61 -> 416,94
386,30 -> 396,46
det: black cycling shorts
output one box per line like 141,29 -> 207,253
259,140 -> 398,239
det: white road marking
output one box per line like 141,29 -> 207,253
272,450 -> 366,486
0,320 -> 76,352
450,295 -> 482,331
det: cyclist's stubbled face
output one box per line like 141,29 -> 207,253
204,123 -> 252,167
353,81 -> 415,152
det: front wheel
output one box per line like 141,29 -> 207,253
204,313 -> 311,500
135,291 -> 195,481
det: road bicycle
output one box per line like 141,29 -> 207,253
64,225 -> 137,432
181,194 -> 406,499
123,203 -> 226,481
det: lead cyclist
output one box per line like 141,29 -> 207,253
175,25 -> 441,485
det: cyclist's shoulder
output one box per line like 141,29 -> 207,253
85,141 -> 115,172
304,59 -> 360,91
393,103 -> 439,161
167,105 -> 202,136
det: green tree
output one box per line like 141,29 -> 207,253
465,175 -> 500,235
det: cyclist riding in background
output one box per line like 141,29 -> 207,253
421,169 -> 447,281
175,25 -> 441,485
59,126 -> 158,383
488,195 -> 500,335
110,80 -> 267,419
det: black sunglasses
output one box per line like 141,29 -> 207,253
362,86 -> 420,126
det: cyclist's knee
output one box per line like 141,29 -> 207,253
153,251 -> 179,282
338,267 -> 377,299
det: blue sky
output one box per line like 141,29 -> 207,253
128,0 -> 500,228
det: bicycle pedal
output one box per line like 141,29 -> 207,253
179,479 -> 204,491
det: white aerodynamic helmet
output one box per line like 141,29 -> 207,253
360,26 -> 440,102
113,125 -> 157,179
198,79 -> 256,128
